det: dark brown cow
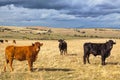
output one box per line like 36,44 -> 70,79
5,40 -> 8,43
4,42 -> 43,72
0,40 -> 4,43
13,40 -> 16,44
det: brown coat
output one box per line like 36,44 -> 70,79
4,42 -> 43,72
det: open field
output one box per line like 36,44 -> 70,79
1,26 -> 120,40
0,39 -> 120,80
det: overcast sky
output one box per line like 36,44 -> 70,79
0,0 -> 120,28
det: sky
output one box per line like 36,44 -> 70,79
0,0 -> 120,28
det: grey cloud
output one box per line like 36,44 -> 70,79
0,0 -> 120,28
1,0 -> 120,17
0,0 -> 69,10
0,5 -> 77,23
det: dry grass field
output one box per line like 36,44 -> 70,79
1,26 -> 120,40
0,39 -> 120,80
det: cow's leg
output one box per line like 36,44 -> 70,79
63,50 -> 65,55
59,49 -> 61,54
65,49 -> 67,55
60,50 -> 63,55
87,54 -> 90,64
4,59 -> 9,72
83,46 -> 90,64
83,51 -> 90,64
101,56 -> 106,65
28,60 -> 33,72
63,51 -> 65,55
9,58 -> 14,71
59,48 -> 63,55
83,54 -> 87,64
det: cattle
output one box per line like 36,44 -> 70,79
0,40 -> 4,43
58,39 -> 67,55
13,40 -> 16,44
4,42 -> 43,72
83,40 -> 116,65
5,40 -> 8,43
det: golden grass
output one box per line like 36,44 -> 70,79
0,39 -> 120,80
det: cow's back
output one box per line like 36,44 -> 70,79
84,43 -> 92,50
13,46 -> 31,61
84,43 -> 103,56
5,45 -> 32,61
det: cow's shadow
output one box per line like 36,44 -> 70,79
33,68 -> 74,72
93,62 -> 119,65
67,53 -> 78,56
106,62 -> 119,65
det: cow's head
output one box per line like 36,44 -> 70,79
106,40 -> 116,49
108,40 -> 116,44
58,39 -> 64,43
32,42 -> 43,52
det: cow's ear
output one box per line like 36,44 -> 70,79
32,43 -> 35,46
40,43 -> 43,46
58,39 -> 61,42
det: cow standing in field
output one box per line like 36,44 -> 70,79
13,40 -> 16,44
58,39 -> 67,55
4,42 -> 43,72
5,40 -> 8,42
0,40 -> 4,43
83,40 -> 116,65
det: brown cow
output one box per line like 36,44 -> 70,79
4,42 -> 43,72
5,40 -> 8,43
13,40 -> 16,44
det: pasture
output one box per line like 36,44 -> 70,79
0,39 -> 120,80
1,26 -> 120,40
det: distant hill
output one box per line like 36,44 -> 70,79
0,26 -> 120,40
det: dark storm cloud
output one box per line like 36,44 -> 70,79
0,0 -> 24,6
0,0 -> 69,10
0,0 -> 120,28
0,0 -> 120,17
1,0 -> 120,17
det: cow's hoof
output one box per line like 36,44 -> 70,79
102,63 -> 106,65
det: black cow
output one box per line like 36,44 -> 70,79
0,40 -> 4,43
58,39 -> 67,55
83,40 -> 116,65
